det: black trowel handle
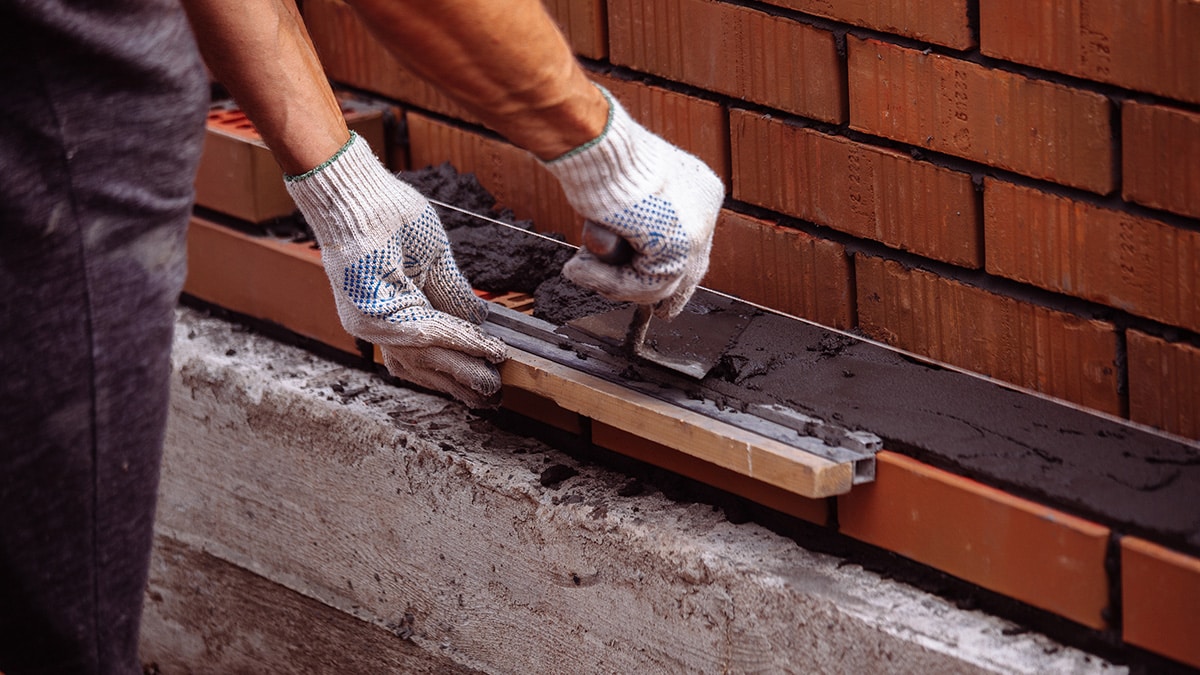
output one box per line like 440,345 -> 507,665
582,220 -> 635,266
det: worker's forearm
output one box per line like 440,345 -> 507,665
343,0 -> 608,160
181,0 -> 349,175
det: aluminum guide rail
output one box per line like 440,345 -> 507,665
484,303 -> 880,484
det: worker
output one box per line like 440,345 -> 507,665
0,0 -> 722,672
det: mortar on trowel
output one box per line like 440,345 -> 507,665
574,221 -> 746,379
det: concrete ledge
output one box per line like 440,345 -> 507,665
142,308 -> 1122,674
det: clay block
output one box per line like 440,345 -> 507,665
839,451 -> 1112,629
848,37 -> 1114,195
855,254 -> 1122,415
1127,330 -> 1200,440
731,109 -> 982,268
984,178 -> 1200,334
760,0 -> 974,49
608,0 -> 846,122
592,422 -> 830,525
979,0 -> 1200,105
704,210 -> 854,329
184,216 -> 357,356
1122,101 -> 1200,220
194,97 -> 387,223
1121,536 -> 1200,668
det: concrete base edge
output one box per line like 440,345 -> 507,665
140,307 -> 1123,674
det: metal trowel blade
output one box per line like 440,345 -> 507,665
561,294 -> 752,379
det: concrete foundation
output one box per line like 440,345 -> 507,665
141,307 -> 1124,674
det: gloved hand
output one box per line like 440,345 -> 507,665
544,87 -> 725,319
286,132 -> 508,408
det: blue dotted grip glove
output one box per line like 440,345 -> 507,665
286,133 -> 507,408
545,87 -> 725,319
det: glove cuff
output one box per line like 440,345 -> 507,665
543,86 -> 671,220
285,132 -> 427,254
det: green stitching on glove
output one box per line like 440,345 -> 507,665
284,131 -> 359,183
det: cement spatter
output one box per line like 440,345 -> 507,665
416,163 -> 1200,555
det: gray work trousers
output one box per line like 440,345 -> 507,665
0,1 -> 208,672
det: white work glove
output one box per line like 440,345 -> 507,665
544,87 -> 725,319
286,132 -> 508,408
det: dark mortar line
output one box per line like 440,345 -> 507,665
721,0 -> 976,58
380,105 -> 409,166
579,61 -> 750,116
844,246 -> 860,329
965,0 -> 981,48
1114,329 -> 1131,411
723,198 -> 1200,351
1104,532 -> 1124,635
1110,87 -> 1124,199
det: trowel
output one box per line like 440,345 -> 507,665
562,222 -> 751,379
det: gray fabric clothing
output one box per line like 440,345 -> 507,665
0,1 -> 208,672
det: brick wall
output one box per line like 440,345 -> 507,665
302,0 -> 1200,442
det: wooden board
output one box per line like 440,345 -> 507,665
501,346 -> 854,498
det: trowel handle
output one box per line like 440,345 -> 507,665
582,220 -> 635,266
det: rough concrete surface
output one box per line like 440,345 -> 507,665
142,307 -> 1124,674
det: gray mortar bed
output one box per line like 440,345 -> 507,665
393,163 -> 1200,559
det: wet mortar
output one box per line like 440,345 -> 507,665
401,163 -> 1200,558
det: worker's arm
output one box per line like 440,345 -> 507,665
341,0 -> 608,160
342,0 -> 725,318
181,0 -> 347,174
182,0 -> 507,408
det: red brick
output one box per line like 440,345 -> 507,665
195,98 -> 387,223
542,0 -> 608,60
840,451 -> 1112,629
731,109 -> 981,267
1122,536 -> 1200,668
185,217 -> 357,356
303,0 -> 471,121
761,0 -> 973,49
406,112 -> 584,244
591,72 -> 730,186
1127,330 -> 1200,440
856,255 -> 1122,415
608,0 -> 846,122
848,37 -> 1114,195
592,422 -> 830,525
984,179 -> 1200,334
980,0 -> 1200,105
705,211 -> 854,329
1123,101 -> 1200,220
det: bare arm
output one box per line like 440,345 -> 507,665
181,0 -> 349,174
183,0 -> 606,169
340,0 -> 608,160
